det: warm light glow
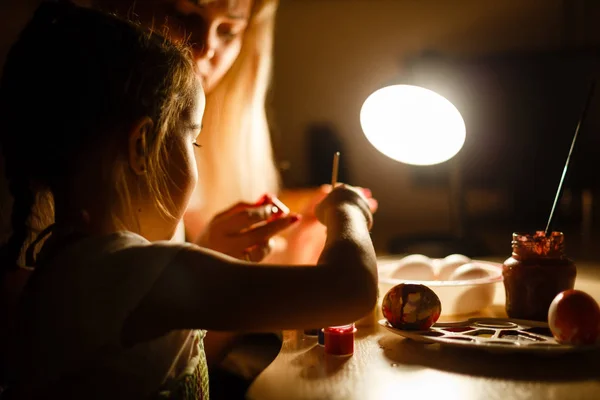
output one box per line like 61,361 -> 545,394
360,85 -> 466,166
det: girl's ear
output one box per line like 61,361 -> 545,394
128,117 -> 153,175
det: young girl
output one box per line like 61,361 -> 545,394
0,2 -> 377,399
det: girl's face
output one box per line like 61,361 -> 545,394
152,0 -> 254,93
166,84 -> 206,225
134,82 -> 205,241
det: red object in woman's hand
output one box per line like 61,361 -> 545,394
254,194 -> 271,206
548,289 -> 600,345
255,193 -> 290,221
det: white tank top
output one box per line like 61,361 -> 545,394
9,231 -> 207,399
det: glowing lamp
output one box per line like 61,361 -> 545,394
360,84 -> 465,166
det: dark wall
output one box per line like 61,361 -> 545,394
407,49 -> 600,231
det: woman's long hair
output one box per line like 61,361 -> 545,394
185,0 -> 280,233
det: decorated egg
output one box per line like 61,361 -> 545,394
448,263 -> 491,281
437,254 -> 471,280
382,283 -> 442,330
548,289 -> 600,345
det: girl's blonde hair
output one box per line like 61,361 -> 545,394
187,0 -> 280,225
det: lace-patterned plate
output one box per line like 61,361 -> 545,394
379,317 -> 600,354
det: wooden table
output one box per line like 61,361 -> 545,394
247,263 -> 600,400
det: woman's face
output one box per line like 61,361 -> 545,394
167,0 -> 253,93
96,0 -> 253,92
107,0 -> 250,93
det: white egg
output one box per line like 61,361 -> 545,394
399,254 -> 432,265
390,254 -> 435,281
443,253 -> 471,265
448,263 -> 491,281
437,254 -> 471,280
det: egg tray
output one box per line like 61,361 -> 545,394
379,317 -> 600,354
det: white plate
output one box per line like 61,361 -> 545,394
379,318 -> 600,355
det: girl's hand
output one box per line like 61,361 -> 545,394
298,184 -> 378,221
263,185 -> 377,265
197,196 -> 300,262
316,184 -> 374,229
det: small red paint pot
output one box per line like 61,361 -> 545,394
323,324 -> 356,356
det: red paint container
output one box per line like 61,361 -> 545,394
323,324 -> 356,356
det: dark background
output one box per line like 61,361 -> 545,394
4,0 -> 600,259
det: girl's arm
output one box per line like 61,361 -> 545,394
122,186 -> 377,343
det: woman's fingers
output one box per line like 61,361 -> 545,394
199,196 -> 295,259
212,201 -> 256,220
223,205 -> 283,232
213,195 -> 290,233
235,214 -> 301,250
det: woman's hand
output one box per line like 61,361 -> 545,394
197,195 -> 300,262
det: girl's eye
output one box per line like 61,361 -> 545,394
193,142 -> 202,148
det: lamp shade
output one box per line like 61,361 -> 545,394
360,84 -> 466,166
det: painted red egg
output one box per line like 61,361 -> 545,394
548,289 -> 600,345
382,283 -> 441,330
